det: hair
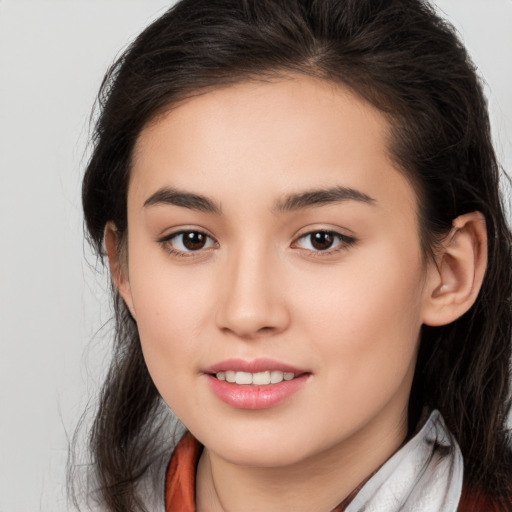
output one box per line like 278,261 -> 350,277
76,0 -> 512,510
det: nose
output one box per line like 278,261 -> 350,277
215,246 -> 291,340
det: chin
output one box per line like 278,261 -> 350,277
196,426 -> 318,468
220,443 -> 308,468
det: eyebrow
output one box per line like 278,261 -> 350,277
143,187 -> 221,214
274,186 -> 376,212
143,185 -> 375,214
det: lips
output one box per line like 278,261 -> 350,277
203,358 -> 311,409
203,357 -> 307,375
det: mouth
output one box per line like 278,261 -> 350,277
203,359 -> 311,409
203,358 -> 309,384
212,370 -> 301,385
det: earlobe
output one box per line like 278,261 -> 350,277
422,212 -> 487,327
104,222 -> 136,319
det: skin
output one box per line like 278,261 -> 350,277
107,76 -> 487,512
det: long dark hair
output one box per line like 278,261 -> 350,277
76,0 -> 512,510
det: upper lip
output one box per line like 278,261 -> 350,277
203,358 -> 309,375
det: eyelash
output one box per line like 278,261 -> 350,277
158,229 -> 356,258
293,230 -> 357,256
158,230 -> 218,257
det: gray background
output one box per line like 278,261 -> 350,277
0,1 -> 510,511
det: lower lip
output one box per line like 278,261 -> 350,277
205,374 -> 310,410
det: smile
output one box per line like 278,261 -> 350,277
215,370 -> 296,385
203,359 -> 311,409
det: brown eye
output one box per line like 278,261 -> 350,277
310,232 -> 334,250
182,231 -> 208,250
294,230 -> 356,253
163,230 -> 217,254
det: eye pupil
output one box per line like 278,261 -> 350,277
311,232 -> 334,250
183,232 -> 207,250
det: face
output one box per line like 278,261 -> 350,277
118,76 -> 435,468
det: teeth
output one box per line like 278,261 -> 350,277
235,371 -> 252,385
252,371 -> 271,385
215,370 -> 297,385
270,370 -> 284,383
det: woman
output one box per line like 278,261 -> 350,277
75,0 -> 512,510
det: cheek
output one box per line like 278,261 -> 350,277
126,250 -> 218,403
133,286 -> 209,416
296,241 -> 425,398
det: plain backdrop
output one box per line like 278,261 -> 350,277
0,1 -> 511,511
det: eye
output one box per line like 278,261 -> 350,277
160,230 -> 217,255
294,230 -> 355,253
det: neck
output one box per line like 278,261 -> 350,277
196,411 -> 408,512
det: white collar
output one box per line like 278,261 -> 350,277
346,409 -> 463,512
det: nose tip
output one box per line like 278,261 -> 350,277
215,256 -> 290,339
218,309 -> 283,339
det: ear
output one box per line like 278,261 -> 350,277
422,212 -> 487,327
104,222 -> 136,319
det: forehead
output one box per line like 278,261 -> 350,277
130,75 -> 417,218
